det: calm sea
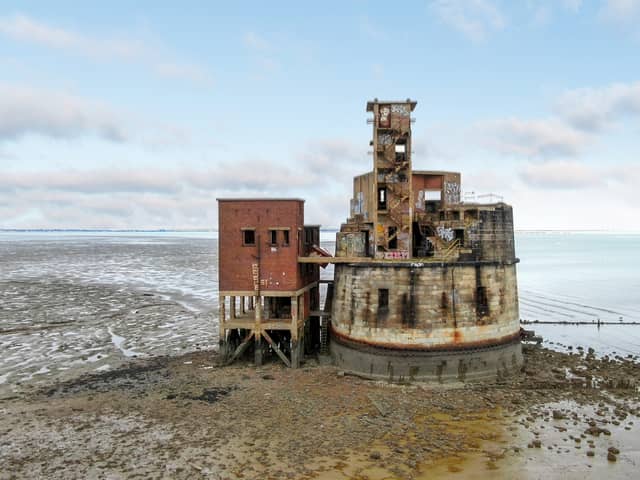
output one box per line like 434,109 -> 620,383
515,232 -> 640,357
0,231 -> 639,389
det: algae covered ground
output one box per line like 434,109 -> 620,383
1,345 -> 638,479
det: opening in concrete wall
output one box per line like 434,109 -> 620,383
378,187 -> 387,210
378,288 -> 389,311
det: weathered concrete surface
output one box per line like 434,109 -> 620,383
331,262 -> 520,348
331,334 -> 523,383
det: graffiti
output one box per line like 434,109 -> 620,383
351,192 -> 364,215
378,133 -> 393,145
444,182 -> 460,204
251,263 -> 259,291
436,226 -> 454,242
391,104 -> 410,116
379,106 -> 390,127
416,190 -> 425,210
383,250 -> 409,259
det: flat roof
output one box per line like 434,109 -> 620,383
413,170 -> 460,176
352,170 -> 460,179
366,99 -> 417,112
217,198 -> 305,203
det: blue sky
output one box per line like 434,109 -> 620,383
1,0 -> 639,230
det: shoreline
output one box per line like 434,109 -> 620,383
1,345 -> 638,479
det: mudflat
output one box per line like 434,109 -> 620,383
1,345 -> 638,479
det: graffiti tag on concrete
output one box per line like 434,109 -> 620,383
444,182 -> 460,204
436,226 -> 454,242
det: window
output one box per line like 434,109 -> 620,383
378,289 -> 389,310
283,230 -> 290,246
388,226 -> 398,249
395,142 -> 406,163
269,229 -> 277,246
377,187 -> 387,210
242,229 -> 255,246
476,286 -> 489,317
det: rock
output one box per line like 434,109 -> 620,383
369,451 -> 381,460
586,450 -> 594,457
607,452 -> 617,462
532,439 -> 541,448
608,447 -> 620,455
552,410 -> 565,420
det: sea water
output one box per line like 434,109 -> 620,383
0,231 -> 639,390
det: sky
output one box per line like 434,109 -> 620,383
1,0 -> 639,231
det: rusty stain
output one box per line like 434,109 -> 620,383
330,325 -> 520,352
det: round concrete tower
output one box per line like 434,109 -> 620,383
329,100 -> 522,382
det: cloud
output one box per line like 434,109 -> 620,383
358,15 -> 387,40
0,83 -> 129,143
562,0 -> 583,12
243,31 -> 280,78
0,14 -> 212,86
555,81 -> 640,132
477,117 -> 589,158
243,31 -> 270,51
600,0 -> 640,23
0,161 -> 320,196
0,83 -> 193,147
477,80 -> 640,161
0,161 -> 339,229
297,139 -> 365,180
519,160 -> 602,189
431,0 -> 506,42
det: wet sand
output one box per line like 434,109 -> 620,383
1,345 -> 638,479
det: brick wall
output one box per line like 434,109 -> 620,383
218,199 -> 314,292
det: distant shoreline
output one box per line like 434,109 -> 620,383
1,229 -> 639,235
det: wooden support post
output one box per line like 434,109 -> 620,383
241,296 -> 246,315
226,331 -> 254,365
219,295 -> 227,358
254,331 -> 263,366
254,295 -> 263,366
291,295 -> 300,368
262,330 -> 291,367
230,296 -> 236,319
249,296 -> 254,310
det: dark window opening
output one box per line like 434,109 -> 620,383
439,211 -> 445,220
441,292 -> 449,311
362,230 -> 370,257
269,229 -> 277,246
242,229 -> 255,246
283,230 -> 290,246
476,286 -> 489,317
412,221 -> 434,257
378,289 -> 389,310
388,226 -> 398,249
377,186 -> 387,210
425,201 -> 439,213
454,229 -> 464,246
451,210 -> 460,220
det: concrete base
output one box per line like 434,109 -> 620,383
330,337 -> 523,383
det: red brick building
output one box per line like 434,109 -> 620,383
217,198 -> 320,367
